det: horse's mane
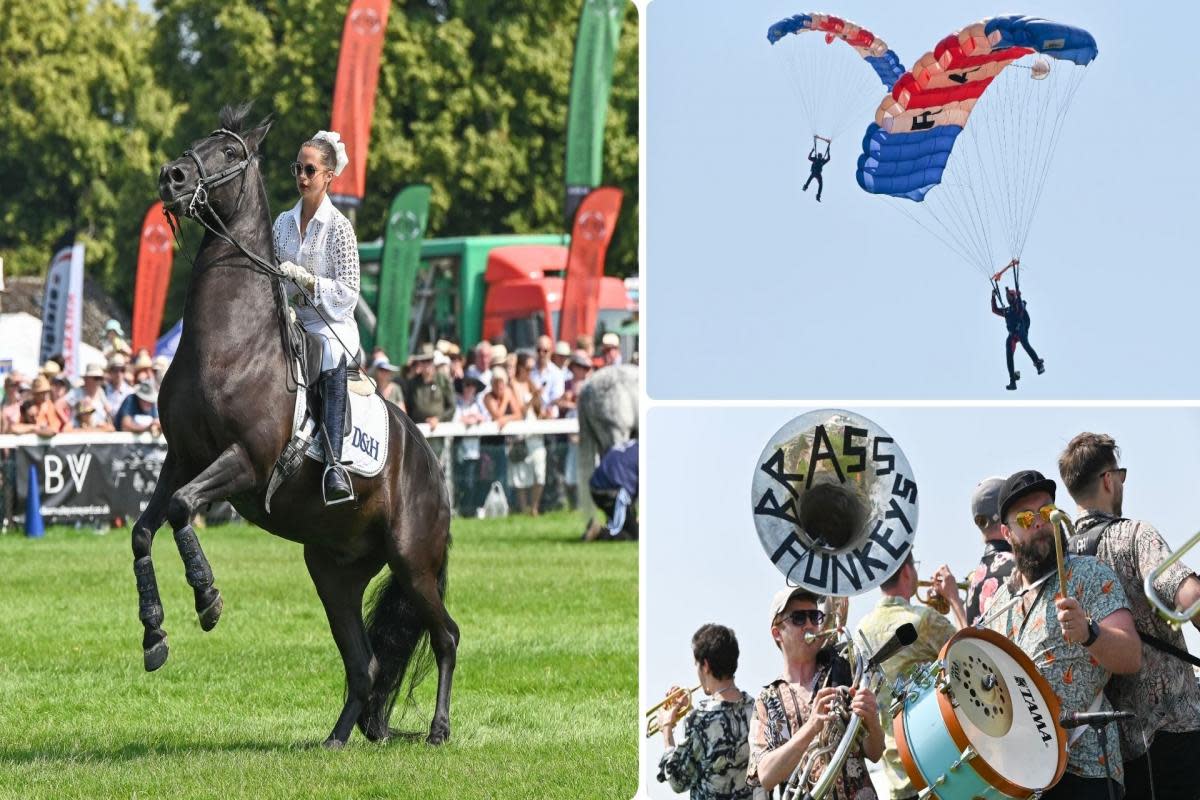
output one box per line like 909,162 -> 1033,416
219,102 -> 254,134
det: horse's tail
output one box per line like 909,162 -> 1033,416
359,551 -> 447,738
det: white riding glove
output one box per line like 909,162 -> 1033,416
278,260 -> 316,292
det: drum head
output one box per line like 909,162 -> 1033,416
940,629 -> 1066,792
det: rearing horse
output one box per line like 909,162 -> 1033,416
136,104 -> 458,747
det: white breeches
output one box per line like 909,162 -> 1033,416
300,314 -> 360,371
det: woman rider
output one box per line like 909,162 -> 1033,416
274,131 -> 360,505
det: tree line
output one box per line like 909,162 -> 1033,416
1,0 -> 638,324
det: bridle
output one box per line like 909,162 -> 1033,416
163,127 -> 278,278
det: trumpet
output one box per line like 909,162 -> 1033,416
916,579 -> 969,615
644,684 -> 700,738
1145,530 -> 1200,627
804,629 -> 840,645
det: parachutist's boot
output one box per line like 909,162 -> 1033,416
319,357 -> 354,506
1036,359 -> 1046,375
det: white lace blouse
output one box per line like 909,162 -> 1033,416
272,195 -> 360,334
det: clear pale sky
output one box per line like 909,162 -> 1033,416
640,405 -> 1200,796
646,1 -> 1200,399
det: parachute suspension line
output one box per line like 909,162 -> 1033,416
779,34 -> 888,144
1016,67 -> 1088,256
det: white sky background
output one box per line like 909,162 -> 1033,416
645,1 -> 1200,399
640,405 -> 1200,797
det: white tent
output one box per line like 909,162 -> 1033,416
0,311 -> 106,378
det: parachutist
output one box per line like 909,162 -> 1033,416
992,270 -> 1044,391
803,144 -> 830,202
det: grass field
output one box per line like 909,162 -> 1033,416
0,512 -> 637,799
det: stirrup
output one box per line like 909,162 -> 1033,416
321,463 -> 356,506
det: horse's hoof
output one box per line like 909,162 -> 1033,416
322,736 -> 346,750
197,591 -> 223,632
143,638 -> 169,672
425,724 -> 450,746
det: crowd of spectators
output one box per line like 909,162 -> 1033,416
364,331 -> 627,516
1,320 -> 166,437
2,317 -> 632,519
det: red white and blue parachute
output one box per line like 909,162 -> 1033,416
855,16 -> 1097,277
768,13 -> 906,146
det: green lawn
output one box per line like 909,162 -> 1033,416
0,512 -> 637,799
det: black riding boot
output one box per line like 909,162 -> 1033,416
319,357 -> 354,505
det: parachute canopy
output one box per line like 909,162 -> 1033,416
767,13 -> 906,144
855,16 -> 1097,277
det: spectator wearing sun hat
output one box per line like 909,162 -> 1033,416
105,354 -> 133,411
30,375 -> 69,434
72,363 -> 114,428
370,354 -> 405,410
601,332 -> 623,366
102,319 -> 132,360
152,355 -> 171,388
452,366 -> 491,516
114,380 -> 162,435
51,371 -> 74,425
1,373 -> 31,434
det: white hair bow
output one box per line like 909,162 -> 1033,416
312,130 -> 350,176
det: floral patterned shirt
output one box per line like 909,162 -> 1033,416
748,653 -> 877,800
657,691 -> 756,800
965,540 -> 1016,627
985,555 -> 1129,784
1070,511 -> 1200,759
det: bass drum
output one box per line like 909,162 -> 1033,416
893,628 -> 1066,799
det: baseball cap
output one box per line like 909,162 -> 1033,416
769,586 -> 823,624
970,477 -> 1006,525
998,470 -> 1057,521
601,332 -> 620,348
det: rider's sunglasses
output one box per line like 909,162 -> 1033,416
780,609 -> 825,628
1012,504 -> 1056,531
290,162 -> 326,179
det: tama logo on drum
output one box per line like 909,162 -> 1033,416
1014,676 -> 1054,744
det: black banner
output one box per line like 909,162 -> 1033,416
13,441 -> 167,526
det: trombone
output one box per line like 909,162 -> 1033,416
1145,530 -> 1200,627
644,684 -> 700,738
916,579 -> 969,615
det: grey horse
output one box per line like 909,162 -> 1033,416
576,364 -> 638,526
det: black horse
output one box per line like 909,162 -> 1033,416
137,104 -> 458,747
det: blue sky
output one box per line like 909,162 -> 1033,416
640,405 -> 1200,796
646,2 -> 1200,399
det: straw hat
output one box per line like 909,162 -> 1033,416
31,375 -> 52,394
83,363 -> 106,379
40,360 -> 61,377
132,352 -> 154,370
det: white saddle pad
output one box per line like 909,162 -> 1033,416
290,382 -> 389,478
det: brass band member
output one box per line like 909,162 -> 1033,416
985,470 -> 1141,800
747,587 -> 883,799
656,624 -> 756,800
857,553 -> 959,800
1058,433 -> 1200,800
933,477 -> 1015,628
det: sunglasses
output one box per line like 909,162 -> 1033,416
290,162 -> 327,179
1101,467 -> 1127,483
1012,504 -> 1056,531
780,609 -> 825,627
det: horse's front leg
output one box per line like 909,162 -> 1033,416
132,454 -> 180,671
165,444 -> 258,632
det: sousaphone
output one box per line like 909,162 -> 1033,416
750,409 -> 917,595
